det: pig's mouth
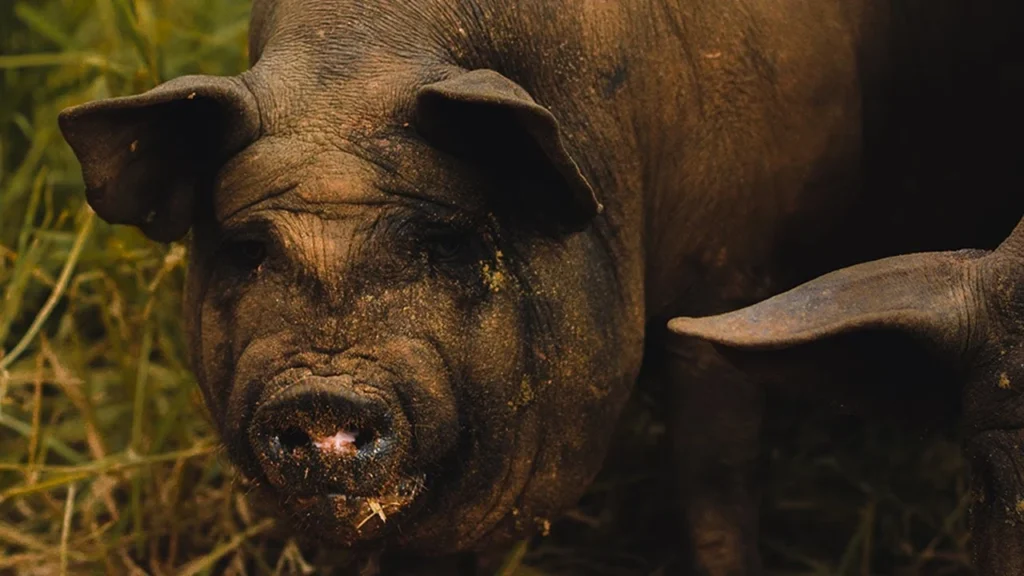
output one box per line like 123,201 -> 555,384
284,475 -> 428,544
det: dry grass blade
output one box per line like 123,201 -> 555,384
0,208 -> 93,372
0,52 -> 119,71
60,483 -> 76,576
495,539 -> 530,576
0,521 -> 51,552
367,498 -> 386,523
176,518 -> 275,576
0,443 -> 218,502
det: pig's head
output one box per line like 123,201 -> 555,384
55,20 -> 643,555
670,216 -> 1024,575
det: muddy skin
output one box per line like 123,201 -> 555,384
58,0 -> 1022,573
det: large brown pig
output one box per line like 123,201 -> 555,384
57,0 -> 1022,573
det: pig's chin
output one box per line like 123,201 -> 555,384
280,474 -> 428,546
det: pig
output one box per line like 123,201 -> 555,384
670,217 -> 1024,576
56,0 -> 1022,573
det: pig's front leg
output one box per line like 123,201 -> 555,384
662,338 -> 765,576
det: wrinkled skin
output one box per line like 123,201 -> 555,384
57,0 -> 1022,573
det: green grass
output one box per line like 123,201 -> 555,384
0,2 -> 973,574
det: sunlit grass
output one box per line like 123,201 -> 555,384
0,2 -> 273,573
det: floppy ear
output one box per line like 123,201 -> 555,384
415,69 -> 602,233
667,250 -> 980,355
668,250 -> 984,427
667,215 -> 1024,357
58,75 -> 261,242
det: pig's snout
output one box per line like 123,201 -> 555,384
248,377 -> 403,496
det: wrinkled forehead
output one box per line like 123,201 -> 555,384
239,8 -> 454,141
212,131 -> 489,224
233,0 -> 493,226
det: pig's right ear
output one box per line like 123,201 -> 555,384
415,69 -> 602,234
58,75 -> 261,242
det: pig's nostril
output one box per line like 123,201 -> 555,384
276,427 -> 313,454
355,430 -> 375,451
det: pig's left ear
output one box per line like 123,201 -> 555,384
415,69 -> 602,233
58,75 -> 261,242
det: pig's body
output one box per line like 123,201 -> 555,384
59,0 -> 1023,573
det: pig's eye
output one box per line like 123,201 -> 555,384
224,239 -> 267,270
425,229 -> 475,264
